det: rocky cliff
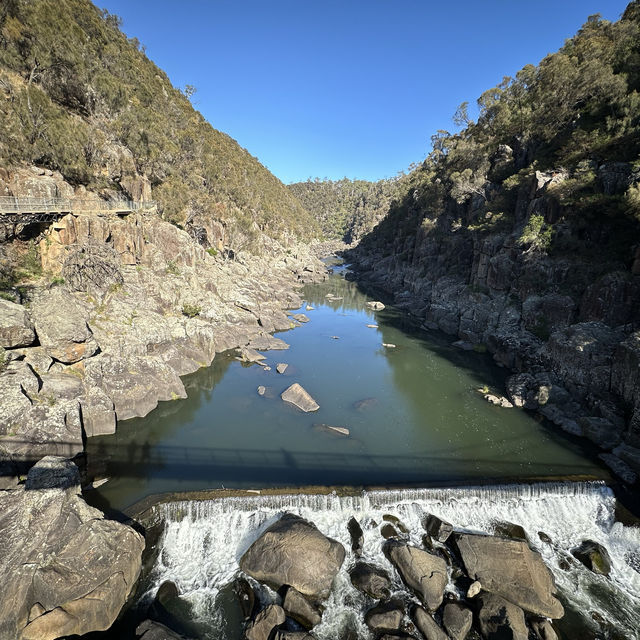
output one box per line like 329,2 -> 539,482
348,6 -> 640,486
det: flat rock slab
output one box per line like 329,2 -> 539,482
276,363 -> 289,374
281,383 -> 319,412
454,533 -> 564,618
238,347 -> 267,363
240,513 -> 345,600
290,313 -> 310,323
247,335 -> 290,351
313,423 -> 350,437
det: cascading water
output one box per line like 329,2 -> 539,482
147,482 -> 640,639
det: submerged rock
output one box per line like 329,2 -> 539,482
313,423 -> 350,436
454,533 -> 564,618
0,456 -> 144,640
281,383 -> 319,412
239,513 -> 345,600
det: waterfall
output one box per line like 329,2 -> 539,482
149,482 -> 640,639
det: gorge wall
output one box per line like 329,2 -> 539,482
347,5 -> 640,487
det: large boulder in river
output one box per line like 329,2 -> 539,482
383,540 -> 447,611
571,540 -> 612,576
281,383 -> 319,412
411,606 -> 448,640
349,562 -> 392,599
239,513 -> 345,600
244,604 -> 286,640
0,456 -> 144,640
0,298 -> 35,347
454,533 -> 564,618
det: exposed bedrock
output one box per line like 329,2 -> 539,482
0,456 -> 144,640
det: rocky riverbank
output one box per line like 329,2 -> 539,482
346,165 -> 640,489
0,167 -> 327,487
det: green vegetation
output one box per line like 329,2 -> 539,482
181,303 -> 202,318
359,5 -> 640,267
206,247 -> 218,257
0,0 -> 318,250
288,176 -> 409,242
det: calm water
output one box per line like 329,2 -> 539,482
86,267 -> 607,514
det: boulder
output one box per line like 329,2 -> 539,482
0,457 -> 144,640
31,290 -> 98,363
366,301 -> 385,310
381,523 -> 400,539
476,593 -> 528,640
442,603 -> 472,640
347,516 -> 364,557
0,299 -> 35,347
384,541 -> 447,611
530,618 -> 558,640
282,586 -> 322,629
454,533 -> 563,618
290,313 -> 310,323
234,578 -> 256,621
364,600 -> 404,633
349,562 -> 392,600
244,604 -> 285,640
411,606 -> 448,640
571,540 -> 612,576
422,513 -> 453,543
239,513 -> 345,600
281,383 -> 319,412
276,363 -> 289,374
238,347 -> 267,363
136,619 -> 194,639
490,520 -> 529,543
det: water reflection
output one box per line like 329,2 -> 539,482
85,269 -> 607,512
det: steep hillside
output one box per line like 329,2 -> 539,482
288,177 -> 406,243
0,0 -> 318,247
349,4 -> 640,484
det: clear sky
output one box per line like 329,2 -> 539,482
97,1 -> 630,184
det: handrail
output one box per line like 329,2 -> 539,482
0,196 -> 156,215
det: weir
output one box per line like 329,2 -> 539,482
147,482 -> 640,639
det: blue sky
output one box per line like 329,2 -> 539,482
98,1 -> 630,184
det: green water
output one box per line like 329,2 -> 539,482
86,267 -> 607,514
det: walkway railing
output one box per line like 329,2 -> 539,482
0,196 -> 156,216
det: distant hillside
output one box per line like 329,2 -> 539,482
0,0 -> 318,249
288,177 -> 406,243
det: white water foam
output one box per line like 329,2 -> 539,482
150,482 -> 640,639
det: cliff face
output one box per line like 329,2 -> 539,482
349,6 -> 640,485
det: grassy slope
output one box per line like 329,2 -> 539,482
0,0 -> 318,245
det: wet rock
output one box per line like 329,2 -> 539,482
411,606 -> 448,640
276,363 -> 289,374
234,578 -> 255,621
477,593 -> 527,640
281,383 -> 319,412
571,540 -> 612,576
381,523 -> 400,539
384,540 -> 447,611
239,513 -> 345,600
0,456 -> 144,640
491,520 -> 529,543
383,514 -> 408,533
364,600 -> 404,633
349,562 -> 392,600
282,585 -> 322,629
454,533 -> 563,618
538,532 -> 553,545
442,602 -> 472,640
0,298 -> 35,347
273,632 -> 315,640
348,517 -> 364,557
422,513 -> 453,543
244,604 -> 285,640
136,619 -> 194,639
366,301 -> 385,310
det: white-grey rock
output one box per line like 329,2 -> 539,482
281,383 -> 319,412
